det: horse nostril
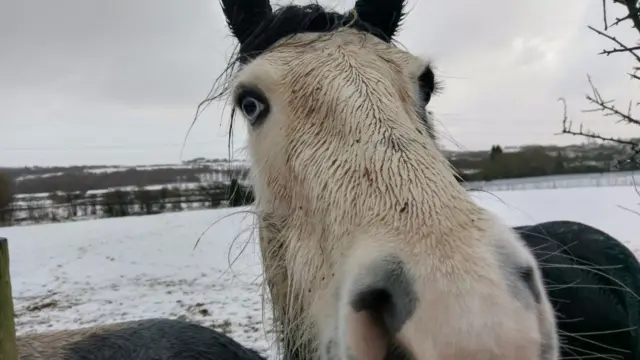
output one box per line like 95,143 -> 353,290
348,256 -> 418,336
351,288 -> 394,334
346,257 -> 418,360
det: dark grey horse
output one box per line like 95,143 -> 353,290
517,220 -> 640,360
17,318 -> 265,360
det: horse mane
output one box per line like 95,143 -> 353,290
230,2 -> 407,63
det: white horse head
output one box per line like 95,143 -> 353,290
218,1 -> 559,359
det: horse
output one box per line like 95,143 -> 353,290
216,0 -> 559,359
517,220 -> 640,360
16,318 -> 265,359
18,1 -> 637,359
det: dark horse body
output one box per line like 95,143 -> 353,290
274,220 -> 640,360
516,220 -> 640,360
17,318 -> 266,360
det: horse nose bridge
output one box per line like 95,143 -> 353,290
347,255 -> 418,336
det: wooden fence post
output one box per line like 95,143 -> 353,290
0,238 -> 18,360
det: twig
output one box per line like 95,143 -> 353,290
603,0 -> 609,30
558,96 -> 640,169
611,13 -> 633,27
619,0 -> 640,32
601,45 -> 640,55
617,204 -> 640,216
588,25 -> 640,63
581,76 -> 640,127
558,1 -> 640,171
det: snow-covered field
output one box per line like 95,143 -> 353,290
1,185 -> 639,357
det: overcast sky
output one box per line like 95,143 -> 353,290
1,0 -> 639,167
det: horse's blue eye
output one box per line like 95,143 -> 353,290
241,97 -> 262,120
236,88 -> 269,126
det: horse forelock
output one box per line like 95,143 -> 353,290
231,3 -> 405,63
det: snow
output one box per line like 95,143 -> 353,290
469,186 -> 639,248
82,161 -> 251,174
3,209 -> 273,354
1,185 -> 639,358
15,172 -> 65,182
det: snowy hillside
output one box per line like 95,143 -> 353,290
1,185 -> 639,358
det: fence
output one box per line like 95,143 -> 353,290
0,238 -> 18,360
0,180 -> 254,227
4,171 -> 640,227
463,170 -> 640,192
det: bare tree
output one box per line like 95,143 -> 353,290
559,0 -> 640,169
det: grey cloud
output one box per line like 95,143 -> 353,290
0,0 -> 230,106
0,0 -> 638,166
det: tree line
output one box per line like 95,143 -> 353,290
452,145 -> 638,182
0,178 -> 253,227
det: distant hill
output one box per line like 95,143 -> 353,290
0,159 -> 250,195
1,140 -> 638,195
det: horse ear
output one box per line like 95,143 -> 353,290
220,0 -> 272,44
353,0 -> 406,40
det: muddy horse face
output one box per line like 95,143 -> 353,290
218,1 -> 559,359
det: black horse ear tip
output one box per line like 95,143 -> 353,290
219,0 -> 273,43
352,0 -> 408,40
220,0 -> 272,11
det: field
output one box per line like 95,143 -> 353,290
6,170 -> 639,226
1,185 -> 639,358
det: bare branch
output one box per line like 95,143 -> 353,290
584,96 -> 640,126
588,25 -> 640,63
617,0 -> 640,33
611,13 -> 633,27
558,94 -> 640,169
601,45 -> 640,55
558,1 -> 640,171
558,98 -> 571,134
617,204 -> 640,216
603,0 -> 609,30
580,76 -> 640,126
561,126 -> 637,148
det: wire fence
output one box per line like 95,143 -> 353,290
3,171 -> 639,227
462,170 -> 640,191
0,180 -> 254,227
